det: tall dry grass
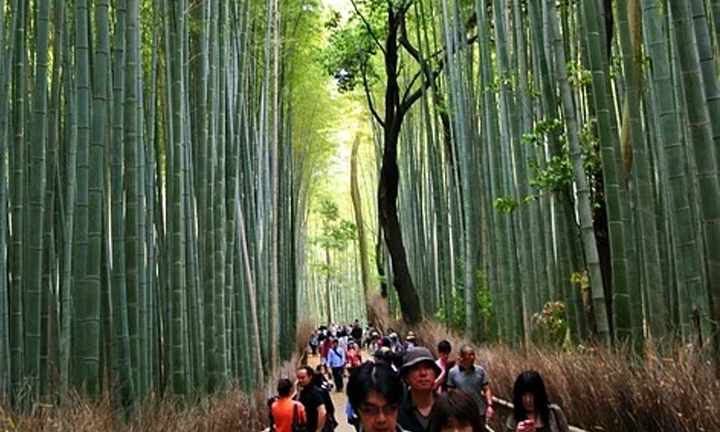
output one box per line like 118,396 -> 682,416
4,317 -> 718,432
392,320 -> 720,432
0,389 -> 269,432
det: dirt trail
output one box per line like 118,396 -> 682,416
306,351 -> 368,432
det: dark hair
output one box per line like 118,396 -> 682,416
437,340 -> 452,354
277,378 -> 293,397
512,370 -> 550,425
298,365 -> 314,378
346,361 -> 404,410
312,369 -> 328,387
429,390 -> 484,432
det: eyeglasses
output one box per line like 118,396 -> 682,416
357,403 -> 399,417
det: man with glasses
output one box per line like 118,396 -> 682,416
346,361 -> 409,432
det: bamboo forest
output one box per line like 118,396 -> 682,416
1,0 -> 720,430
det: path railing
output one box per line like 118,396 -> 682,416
490,396 -> 588,432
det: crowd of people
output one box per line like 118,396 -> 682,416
268,321 -> 569,432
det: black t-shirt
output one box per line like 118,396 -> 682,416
299,386 -> 324,432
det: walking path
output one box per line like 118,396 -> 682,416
306,352 -> 362,432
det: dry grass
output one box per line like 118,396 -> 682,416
3,319 -> 718,432
393,320 -> 720,432
0,389 -> 270,432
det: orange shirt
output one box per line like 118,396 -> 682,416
271,397 -> 307,432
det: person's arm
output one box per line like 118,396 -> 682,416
551,405 -> 569,432
316,404 -> 327,432
446,370 -> 456,389
483,385 -> 494,420
433,366 -> 446,390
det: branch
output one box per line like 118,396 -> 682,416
401,70 -> 423,104
350,0 -> 386,56
398,18 -> 478,113
400,68 -> 442,114
362,61 -> 385,128
398,17 -> 422,64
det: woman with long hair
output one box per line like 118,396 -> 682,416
507,371 -> 569,432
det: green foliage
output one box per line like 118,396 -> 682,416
531,301 -> 568,346
435,268 -> 492,333
579,118 -> 601,175
526,117 -> 601,200
529,155 -> 573,194
493,197 -> 520,213
313,199 -> 357,250
320,5 -> 384,92
521,118 -> 563,146
566,60 -> 592,89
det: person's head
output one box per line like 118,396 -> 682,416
429,390 -> 485,432
277,378 -> 293,397
347,362 -> 404,432
458,345 -> 475,368
307,367 -> 322,386
512,370 -> 550,424
437,340 -> 452,360
296,365 -> 315,388
400,347 -> 441,392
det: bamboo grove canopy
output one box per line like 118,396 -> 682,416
2,0 -> 720,410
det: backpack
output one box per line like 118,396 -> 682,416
267,396 -> 279,431
291,403 -> 308,432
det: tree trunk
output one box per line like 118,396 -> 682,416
351,137 -> 377,324
376,8 -> 423,324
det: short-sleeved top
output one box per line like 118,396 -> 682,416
299,386 -> 325,432
271,397 -> 306,432
447,364 -> 490,413
397,392 -> 431,432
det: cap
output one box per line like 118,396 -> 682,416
400,347 -> 441,376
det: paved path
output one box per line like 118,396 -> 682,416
306,352 -> 364,432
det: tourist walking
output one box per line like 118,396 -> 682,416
398,347 -> 441,432
446,345 -> 494,431
506,371 -> 569,432
433,340 -> 452,394
297,365 -> 327,432
269,378 -> 307,432
327,339 -> 347,392
346,340 -> 362,374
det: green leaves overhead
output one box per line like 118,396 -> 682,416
315,199 -> 357,250
321,5 -> 383,91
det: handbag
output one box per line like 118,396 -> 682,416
292,403 -> 308,432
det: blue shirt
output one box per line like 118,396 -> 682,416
327,346 -> 346,368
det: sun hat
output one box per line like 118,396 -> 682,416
400,347 -> 442,376
405,331 -> 416,341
